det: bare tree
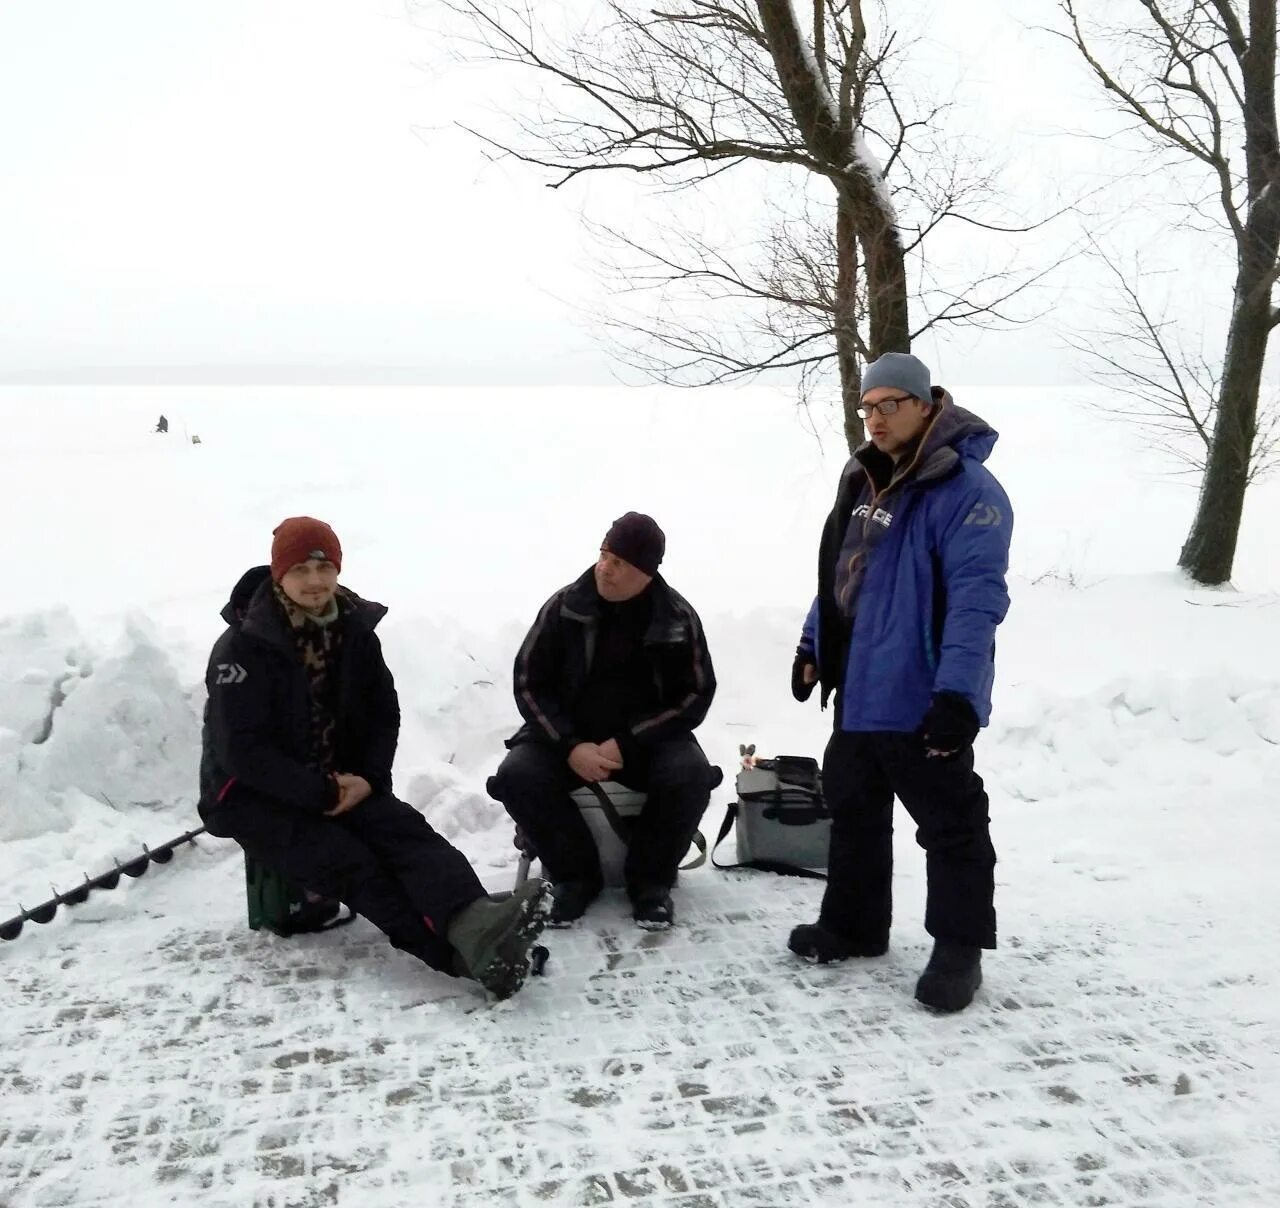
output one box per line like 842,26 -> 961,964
1060,0 -> 1280,584
436,1 -> 1059,450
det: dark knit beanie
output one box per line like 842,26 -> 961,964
271,517 -> 343,582
602,512 -> 665,576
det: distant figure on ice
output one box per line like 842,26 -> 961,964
790,352 -> 1013,1013
198,516 -> 550,998
154,414 -> 168,433
488,512 -> 717,930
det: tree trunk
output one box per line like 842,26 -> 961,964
834,195 -> 865,452
756,1 -> 910,440
1178,0 -> 1279,584
861,218 -> 910,358
1178,259 -> 1277,582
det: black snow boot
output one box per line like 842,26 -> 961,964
630,887 -> 674,931
788,922 -> 888,964
447,878 -> 551,999
914,940 -> 983,1012
546,879 -> 602,928
294,891 -> 342,932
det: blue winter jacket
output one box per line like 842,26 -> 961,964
800,388 -> 1012,732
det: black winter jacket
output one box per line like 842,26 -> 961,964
508,569 -> 715,756
198,566 -> 400,822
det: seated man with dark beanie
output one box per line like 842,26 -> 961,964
489,513 -> 717,929
198,516 -> 550,999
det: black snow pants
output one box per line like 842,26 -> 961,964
205,790 -> 486,972
490,737 -> 712,895
817,730 -> 997,950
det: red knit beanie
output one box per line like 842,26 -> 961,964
270,517 -> 343,582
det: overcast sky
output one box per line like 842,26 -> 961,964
0,0 -> 1233,387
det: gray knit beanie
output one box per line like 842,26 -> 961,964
861,352 -> 931,403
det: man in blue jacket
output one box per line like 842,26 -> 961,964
790,353 -> 1012,1012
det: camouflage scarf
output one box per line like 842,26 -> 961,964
273,583 -> 346,773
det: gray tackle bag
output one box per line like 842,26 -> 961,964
711,753 -> 830,879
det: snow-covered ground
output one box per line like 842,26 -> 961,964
2,384 -> 1279,1206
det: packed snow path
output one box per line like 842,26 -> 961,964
3,829 -> 1277,1208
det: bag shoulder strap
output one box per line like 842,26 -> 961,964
587,782 -> 707,872
586,781 -> 633,842
709,802 -> 827,881
680,829 -> 707,872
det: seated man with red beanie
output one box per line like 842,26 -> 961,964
489,513 -> 717,929
198,516 -> 550,999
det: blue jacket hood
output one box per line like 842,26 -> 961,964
853,387 -> 998,488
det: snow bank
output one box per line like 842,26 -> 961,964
5,573 -> 1276,915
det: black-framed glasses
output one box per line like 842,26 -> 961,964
858,394 -> 916,419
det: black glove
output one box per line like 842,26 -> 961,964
791,648 -> 817,702
916,691 -> 979,757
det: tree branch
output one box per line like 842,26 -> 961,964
1208,0 -> 1248,59
1059,0 -> 1243,242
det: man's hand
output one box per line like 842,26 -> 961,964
791,648 -> 818,702
568,742 -> 623,783
598,738 -> 624,767
916,692 -> 980,760
326,773 -> 373,816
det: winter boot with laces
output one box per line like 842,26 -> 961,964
914,940 -> 982,1012
788,922 -> 888,964
447,878 -> 551,999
